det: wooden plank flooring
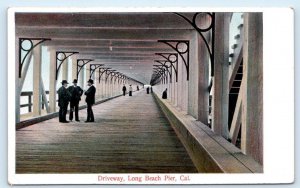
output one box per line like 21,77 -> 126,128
16,90 -> 197,173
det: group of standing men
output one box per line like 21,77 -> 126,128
57,78 -> 96,123
122,85 -> 133,96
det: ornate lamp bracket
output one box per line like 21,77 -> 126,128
89,64 -> 104,78
77,59 -> 94,79
157,40 -> 189,80
56,51 -> 79,80
19,38 -> 51,78
174,12 -> 215,76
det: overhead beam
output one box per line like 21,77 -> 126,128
75,57 -> 156,61
15,13 -> 195,29
44,40 -> 168,48
16,28 -> 194,40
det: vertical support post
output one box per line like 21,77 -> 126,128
100,71 -> 104,98
189,32 -> 209,123
40,77 -> 50,113
104,72 -> 108,97
109,75 -> 113,97
62,56 -> 68,80
182,57 -> 188,113
212,13 -> 230,138
79,68 -> 84,88
196,26 -> 210,123
42,96 -> 45,109
32,43 -> 42,117
85,66 -> 90,90
173,68 -> 177,105
28,95 -> 32,112
71,56 -> 77,81
241,13 -> 263,165
105,74 -> 109,98
95,68 -> 100,99
49,48 -> 57,113
15,38 -> 20,123
103,73 -> 106,97
19,52 -> 33,91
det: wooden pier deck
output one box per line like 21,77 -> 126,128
16,90 -> 197,173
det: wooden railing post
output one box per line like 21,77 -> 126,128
28,94 -> 32,112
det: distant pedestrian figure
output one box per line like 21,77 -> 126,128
68,79 -> 83,122
137,86 -> 139,91
122,85 -> 127,96
146,87 -> 150,94
57,80 -> 71,123
129,85 -> 133,96
162,88 -> 168,99
85,79 -> 96,123
150,86 -> 153,93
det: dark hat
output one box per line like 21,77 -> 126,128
87,79 -> 94,84
61,80 -> 69,85
72,79 -> 78,83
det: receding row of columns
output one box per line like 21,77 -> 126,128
153,13 -> 263,165
16,46 -> 142,122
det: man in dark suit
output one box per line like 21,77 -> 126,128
68,79 -> 83,122
122,85 -> 127,96
57,80 -> 71,123
85,79 -> 96,123
162,88 -> 168,99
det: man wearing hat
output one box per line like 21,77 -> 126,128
122,85 -> 127,96
68,79 -> 83,122
84,79 -> 96,122
57,80 -> 71,123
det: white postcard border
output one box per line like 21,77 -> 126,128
7,7 -> 294,185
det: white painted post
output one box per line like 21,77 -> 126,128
19,52 -> 33,91
48,48 -> 57,113
241,13 -> 263,165
95,68 -> 100,99
32,43 -> 42,117
85,66 -> 90,90
15,38 -> 20,123
71,56 -> 77,81
100,71 -> 104,98
182,60 -> 188,113
212,13 -> 230,138
62,56 -> 68,81
79,67 -> 84,88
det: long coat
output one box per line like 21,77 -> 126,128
68,85 -> 83,104
85,85 -> 96,105
57,86 -> 71,107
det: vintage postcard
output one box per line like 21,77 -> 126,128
7,7 -> 294,185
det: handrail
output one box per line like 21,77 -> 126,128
20,91 -> 54,113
